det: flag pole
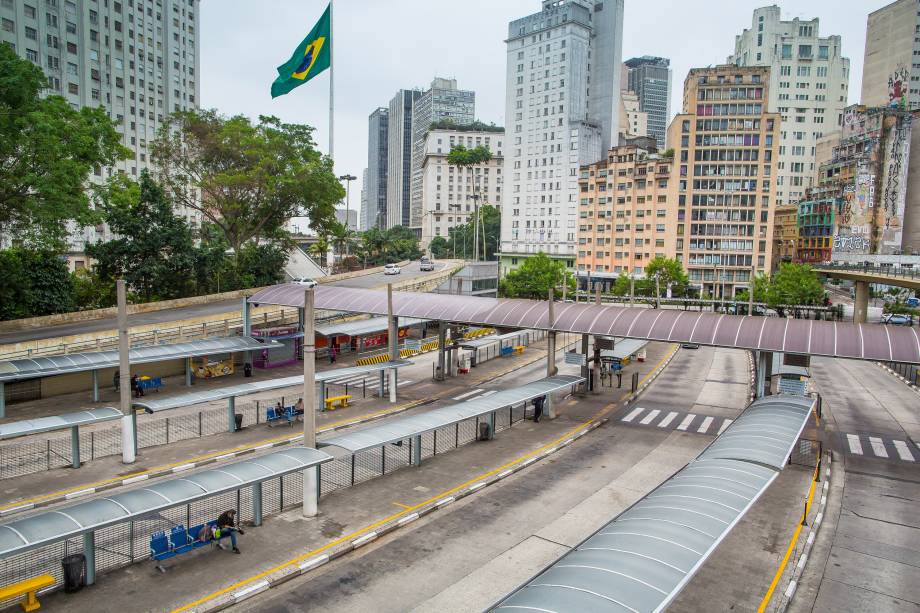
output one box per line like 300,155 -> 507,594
328,0 -> 334,160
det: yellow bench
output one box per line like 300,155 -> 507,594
324,395 -> 352,411
513,345 -> 525,355
0,574 -> 55,612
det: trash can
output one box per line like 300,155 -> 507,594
243,363 -> 253,378
62,553 -> 86,593
234,413 -> 244,431
478,421 -> 491,441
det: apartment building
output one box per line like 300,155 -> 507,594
576,144 -> 676,283
771,202 -> 799,268
862,0 -> 920,110
667,65 -> 780,299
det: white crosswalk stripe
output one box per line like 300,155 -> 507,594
453,389 -> 484,400
396,379 -> 414,387
478,390 -> 498,398
676,414 -> 696,431
621,407 -> 645,423
640,409 -> 661,425
843,433 -> 917,462
846,434 -> 864,455
657,412 -> 679,428
893,440 -> 916,462
697,416 -> 714,434
868,437 -> 888,458
718,419 -> 733,434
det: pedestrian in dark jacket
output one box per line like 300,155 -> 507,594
217,509 -> 244,554
130,374 -> 143,398
533,395 -> 545,423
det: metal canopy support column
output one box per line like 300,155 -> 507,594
70,426 -> 81,469
545,392 -> 556,420
378,370 -> 385,398
302,287 -> 318,518
0,382 -> 4,418
763,350 -> 774,396
185,358 -> 192,387
547,287 -> 557,378
319,381 -> 326,412
83,531 -> 96,586
755,351 -> 766,398
489,411 -> 496,439
117,280 -> 135,464
387,284 -> 397,403
252,482 -> 263,527
437,322 -> 447,381
92,370 -> 99,402
242,297 -> 253,370
412,434 -> 422,466
227,397 -> 236,433
580,334 -> 590,392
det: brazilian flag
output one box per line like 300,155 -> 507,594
271,4 -> 331,99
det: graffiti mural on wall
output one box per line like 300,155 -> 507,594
833,178 -> 872,256
888,66 -> 909,110
879,115 -> 911,253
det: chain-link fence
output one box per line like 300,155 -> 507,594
788,437 -> 821,468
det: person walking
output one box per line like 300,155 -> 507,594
216,509 -> 244,554
532,395 -> 545,423
130,374 -> 144,398
330,344 -> 337,364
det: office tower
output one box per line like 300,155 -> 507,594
387,89 -> 421,228
729,6 -> 849,207
409,77 -> 475,231
862,0 -> 920,110
359,168 -> 368,231
366,107 -> 388,229
667,65 -> 780,299
0,0 -> 201,262
500,0 -> 624,274
624,56 -> 671,149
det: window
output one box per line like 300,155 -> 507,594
46,12 -> 57,27
24,4 -> 36,18
781,44 -> 792,59
66,20 -> 76,34
25,26 -> 36,39
66,41 -> 76,53
25,48 -> 38,63
67,82 -> 78,95
818,45 -> 829,60
798,45 -> 812,59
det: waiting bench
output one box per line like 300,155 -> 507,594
0,574 -> 54,612
323,395 -> 352,411
266,406 -> 301,427
149,522 -> 231,572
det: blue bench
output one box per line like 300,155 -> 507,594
266,406 -> 300,427
149,522 -> 230,572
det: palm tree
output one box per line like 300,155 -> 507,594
447,144 -> 492,261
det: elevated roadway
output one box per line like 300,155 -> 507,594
814,263 -> 920,323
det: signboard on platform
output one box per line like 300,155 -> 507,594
565,351 -> 587,366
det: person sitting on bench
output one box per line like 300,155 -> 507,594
216,509 -> 244,554
295,398 -> 304,414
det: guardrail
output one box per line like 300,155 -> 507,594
814,262 -> 920,281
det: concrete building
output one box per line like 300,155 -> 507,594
334,208 -> 357,232
624,56 -> 671,149
359,168 -> 368,231
667,65 -> 780,299
619,90 -> 648,140
387,89 -> 421,229
861,0 -> 920,111
0,0 -> 201,261
419,127 -> 504,250
771,203 -> 799,268
409,77 -> 475,231
499,0 -> 624,276
728,5 -> 849,208
576,144 -> 676,286
365,107 -> 389,230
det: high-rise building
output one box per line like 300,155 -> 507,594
359,168 -> 368,231
576,144 -> 676,283
387,89 -> 421,228
624,56 -> 671,150
409,77 -> 475,231
0,0 -> 201,261
366,107 -> 389,230
728,6 -> 849,208
619,90 -> 648,139
500,0 -> 624,275
667,65 -> 780,299
862,0 -> 920,111
419,126 -> 504,250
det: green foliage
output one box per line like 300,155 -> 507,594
444,204 -> 501,260
429,236 -> 450,259
766,263 -> 824,307
610,273 -> 633,296
643,256 -> 689,297
71,268 -> 116,310
446,144 -> 493,167
500,253 -> 567,299
427,119 -> 503,133
662,148 -> 675,158
357,226 -> 422,266
0,248 -> 74,320
152,110 -> 343,255
0,43 -> 125,247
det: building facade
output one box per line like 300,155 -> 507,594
0,0 -> 200,259
619,90 -> 647,139
386,89 -> 420,228
771,202 -> 799,268
409,77 -> 475,232
667,65 -> 780,299
359,168 -> 368,231
365,107 -> 389,230
728,5 -> 849,208
861,0 -> 920,111
624,56 -> 671,150
576,144 -> 676,283
500,0 -> 624,275
419,127 -> 504,250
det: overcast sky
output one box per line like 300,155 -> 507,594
201,0 -> 891,200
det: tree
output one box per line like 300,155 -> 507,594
151,110 -> 343,258
644,256 -> 689,297
447,145 -> 493,260
500,253 -> 567,299
358,226 -> 422,266
87,172 -> 197,302
444,204 -> 501,261
767,263 -> 824,308
429,236 -> 450,259
0,44 -> 125,247
0,249 -> 74,320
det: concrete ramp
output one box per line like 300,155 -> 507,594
285,246 -> 326,280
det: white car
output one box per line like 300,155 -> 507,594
384,264 -> 401,275
292,277 -> 317,288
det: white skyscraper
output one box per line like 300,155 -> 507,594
728,6 -> 849,207
500,0 -> 624,273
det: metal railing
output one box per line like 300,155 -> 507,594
814,262 -> 920,281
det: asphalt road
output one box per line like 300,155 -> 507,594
0,261 -> 444,345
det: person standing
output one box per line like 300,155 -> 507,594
533,395 -> 545,423
216,509 -> 244,554
330,344 -> 337,364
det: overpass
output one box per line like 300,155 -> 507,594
813,263 -> 920,323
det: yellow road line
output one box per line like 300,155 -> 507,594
172,344 -> 679,613
392,502 -> 412,510
757,461 -> 821,612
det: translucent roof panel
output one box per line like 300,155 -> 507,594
0,407 -> 123,440
600,338 -> 649,361
0,447 -> 331,557
247,285 -> 920,364
320,375 -> 584,453
0,337 -> 281,383
315,316 -> 428,338
134,360 -> 412,413
455,330 -> 530,350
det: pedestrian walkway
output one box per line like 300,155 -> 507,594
618,405 -> 733,436
840,431 -> 918,462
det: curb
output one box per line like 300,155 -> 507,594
748,351 -> 756,402
621,344 -> 680,407
776,455 -> 833,612
874,362 -> 920,396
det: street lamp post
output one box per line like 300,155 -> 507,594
338,174 -> 357,255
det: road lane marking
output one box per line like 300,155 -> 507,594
676,414 -> 695,431
718,419 -> 733,434
868,436 -> 888,458
846,434 -> 863,455
893,441 -> 915,461
479,390 -> 498,398
639,409 -> 661,425
453,389 -> 483,400
697,416 -> 714,433
657,411 -> 678,428
621,407 -> 645,422
396,380 -> 414,387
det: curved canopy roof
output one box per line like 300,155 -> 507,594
248,285 -> 920,364
0,337 -> 281,384
0,447 -> 331,558
492,394 -> 816,613
133,360 -> 412,413
320,375 -> 584,453
0,407 -> 123,440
